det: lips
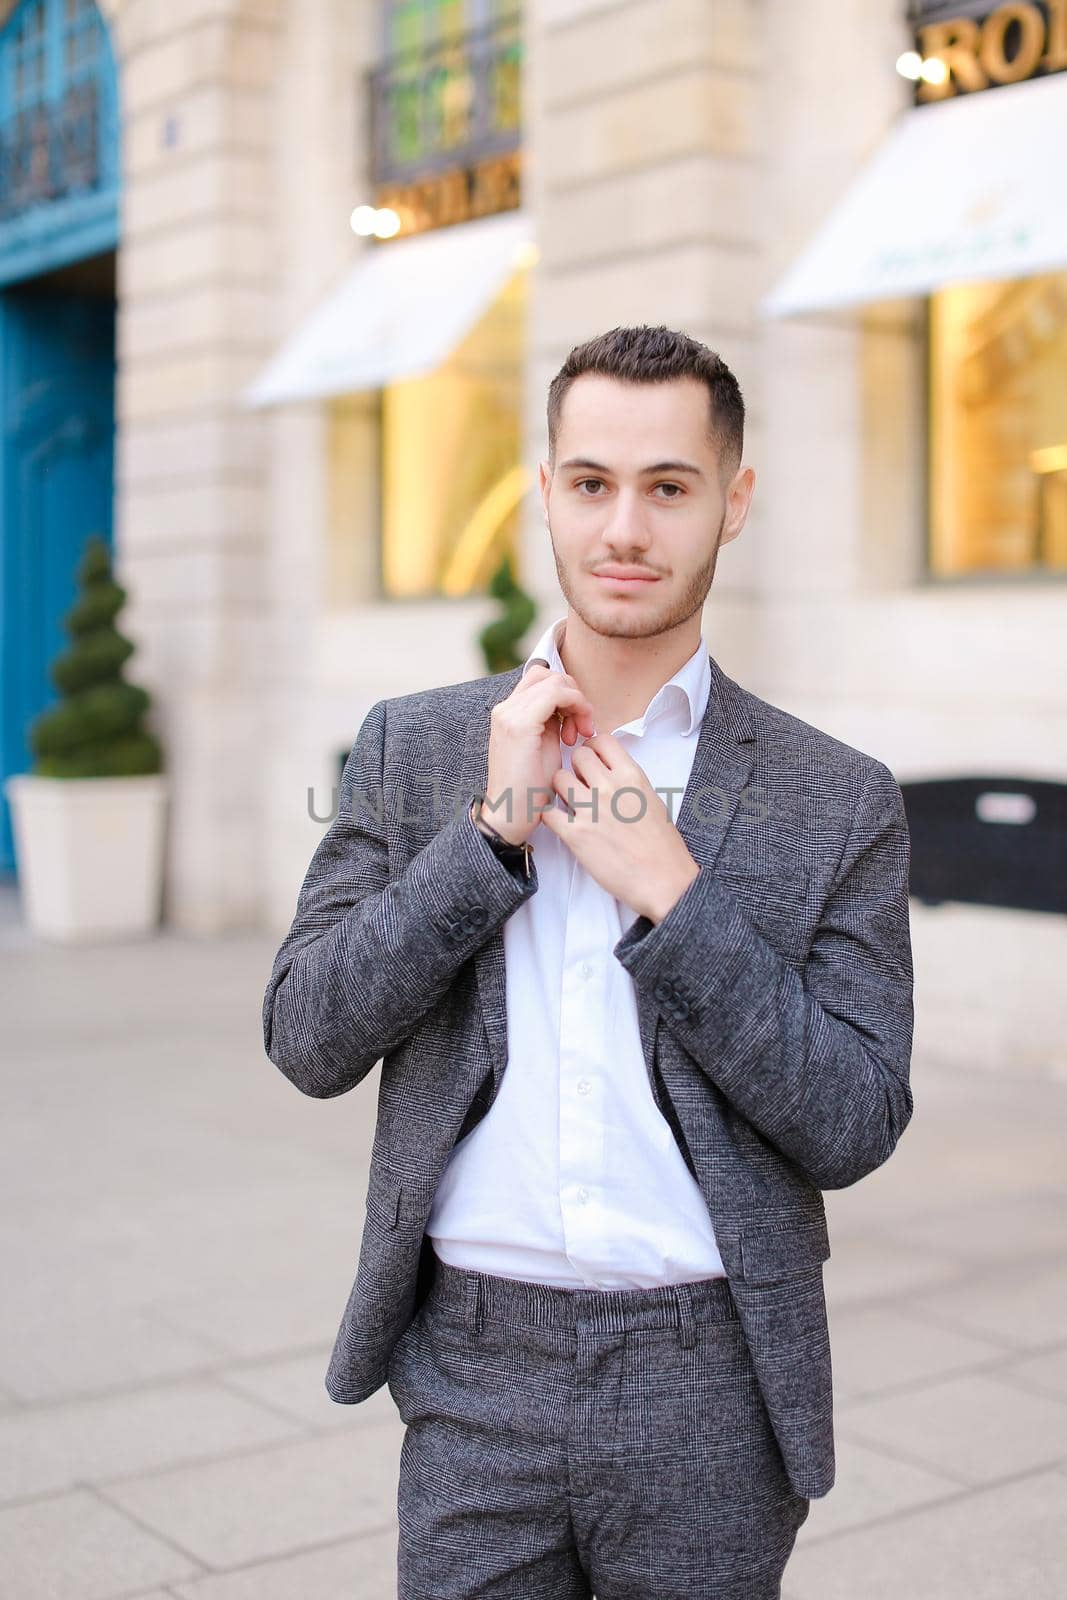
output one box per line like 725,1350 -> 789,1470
593,569 -> 660,583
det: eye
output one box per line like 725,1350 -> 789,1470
574,479 -> 685,497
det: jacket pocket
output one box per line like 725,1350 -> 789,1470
713,864 -> 813,958
364,1165 -> 440,1230
714,862 -> 810,901
365,1169 -> 402,1230
738,1215 -> 831,1282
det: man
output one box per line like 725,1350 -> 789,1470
263,324 -> 915,1598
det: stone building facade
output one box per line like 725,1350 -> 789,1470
1,0 -> 1063,1071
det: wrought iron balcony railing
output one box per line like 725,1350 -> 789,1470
0,79 -> 101,223
367,9 -> 522,188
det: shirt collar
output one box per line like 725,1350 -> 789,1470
520,613 -> 710,738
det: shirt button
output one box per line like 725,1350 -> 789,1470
576,1186 -> 589,1203
580,961 -> 592,979
577,1077 -> 591,1095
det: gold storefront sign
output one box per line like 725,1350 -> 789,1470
918,0 -> 1067,98
376,152 -> 521,239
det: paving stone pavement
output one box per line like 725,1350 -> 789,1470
1,900 -> 1065,1598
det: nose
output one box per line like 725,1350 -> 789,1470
600,487 -> 653,555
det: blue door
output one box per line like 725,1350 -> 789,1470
0,280 -> 116,876
0,0 -> 121,876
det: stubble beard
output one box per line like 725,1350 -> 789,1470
546,504 -> 727,642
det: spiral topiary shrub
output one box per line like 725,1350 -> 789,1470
478,550 -> 536,675
28,533 -> 163,780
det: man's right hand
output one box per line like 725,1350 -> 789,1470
480,664 -> 597,846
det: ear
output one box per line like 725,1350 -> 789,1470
722,464 -> 755,544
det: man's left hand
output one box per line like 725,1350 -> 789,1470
536,734 -> 700,923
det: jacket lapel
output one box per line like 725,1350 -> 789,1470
632,653 -> 757,1081
461,670 -> 521,1088
464,654 -> 757,1092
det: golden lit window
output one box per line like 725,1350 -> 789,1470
929,270 -> 1067,576
378,262 -> 527,598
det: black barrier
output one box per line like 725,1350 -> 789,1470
901,776 -> 1067,915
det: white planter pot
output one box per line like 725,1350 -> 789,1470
4,773 -> 168,942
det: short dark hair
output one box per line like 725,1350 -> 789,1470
546,324 -> 745,480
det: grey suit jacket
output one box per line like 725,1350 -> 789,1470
262,653 -> 914,1500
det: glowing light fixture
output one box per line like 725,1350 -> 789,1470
349,204 -> 402,238
895,50 -> 948,85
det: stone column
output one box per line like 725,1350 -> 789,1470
109,0 -> 282,932
522,0 -> 764,673
757,0 -> 922,721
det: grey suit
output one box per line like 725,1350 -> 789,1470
262,652 -> 914,1502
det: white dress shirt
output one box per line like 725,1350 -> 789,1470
425,613 -> 727,1288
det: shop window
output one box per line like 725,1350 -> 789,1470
928,269 -> 1067,576
387,0 -> 465,55
384,0 -> 511,57
375,0 -> 521,185
379,263 -> 526,598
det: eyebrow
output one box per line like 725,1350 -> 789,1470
558,457 -> 705,479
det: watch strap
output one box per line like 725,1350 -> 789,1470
469,798 -> 534,880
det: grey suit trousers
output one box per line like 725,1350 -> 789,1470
386,1254 -> 811,1598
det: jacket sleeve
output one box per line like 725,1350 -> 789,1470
262,697 -> 538,1098
611,759 -> 914,1190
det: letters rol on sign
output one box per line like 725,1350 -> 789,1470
917,0 -> 1067,99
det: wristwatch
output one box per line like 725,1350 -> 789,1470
469,797 -> 534,881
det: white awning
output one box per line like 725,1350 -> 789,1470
762,73 -> 1067,319
243,209 -> 535,407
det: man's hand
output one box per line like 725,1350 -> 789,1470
482,665 -> 597,846
537,733 -> 700,922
